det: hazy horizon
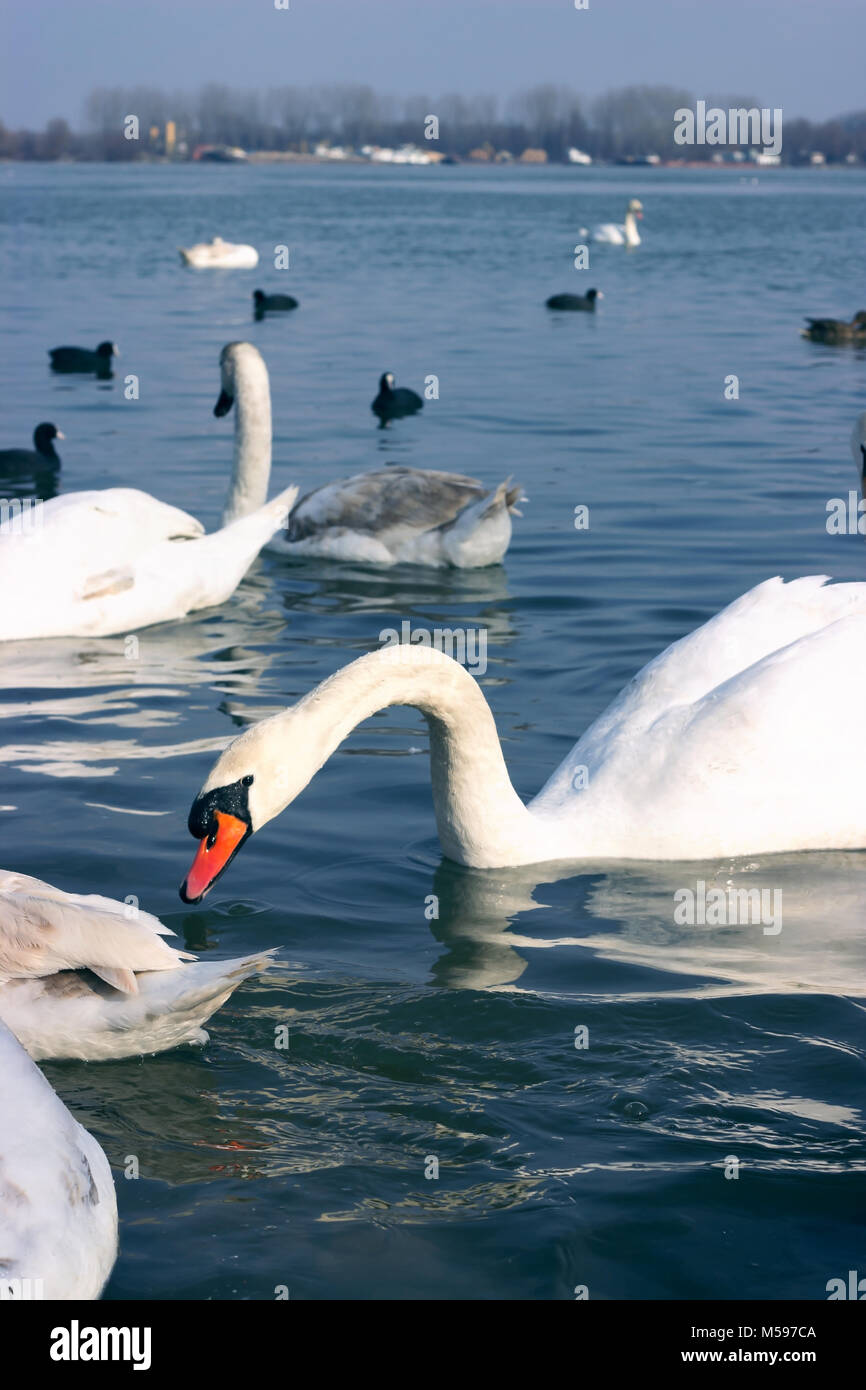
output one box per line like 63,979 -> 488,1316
3,0 -> 864,130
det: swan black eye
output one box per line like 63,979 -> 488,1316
206,829 -> 218,849
242,774 -> 254,786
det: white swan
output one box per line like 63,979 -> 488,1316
0,347 -> 297,641
179,236 -> 258,269
180,575 -> 866,897
213,342 -> 522,567
588,198 -> 643,246
0,869 -> 276,1060
0,1017 -> 117,1298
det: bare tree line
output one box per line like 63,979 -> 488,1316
2,83 -> 865,163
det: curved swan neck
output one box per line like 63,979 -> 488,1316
228,648 -> 541,867
221,353 -> 273,526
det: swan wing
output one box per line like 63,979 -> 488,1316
593,223 -> 625,244
70,484 -> 298,631
536,577 -> 866,807
0,873 -> 192,992
585,576 -> 866,750
1,488 -> 203,544
288,468 -> 487,543
616,613 -> 866,852
0,950 -> 278,1061
0,870 -> 175,930
535,610 -> 866,857
0,489 -> 204,590
0,486 -> 296,640
0,1018 -> 117,1298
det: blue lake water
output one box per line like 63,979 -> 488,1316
1,161 -> 865,1299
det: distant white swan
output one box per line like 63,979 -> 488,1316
0,1016 -> 117,1298
0,345 -> 297,641
588,198 -> 643,246
214,342 -> 522,567
180,575 -> 866,897
0,869 -> 276,1060
179,236 -> 259,268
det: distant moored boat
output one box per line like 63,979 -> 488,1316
193,145 -> 248,163
178,237 -> 259,269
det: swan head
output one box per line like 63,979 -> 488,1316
181,648 -> 437,901
214,340 -> 266,417
627,199 -> 643,219
253,289 -> 266,305
97,342 -> 119,358
380,372 -> 396,391
851,412 -> 866,482
180,771 -> 256,903
180,701 -> 313,902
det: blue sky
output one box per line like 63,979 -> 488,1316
4,0 -> 864,127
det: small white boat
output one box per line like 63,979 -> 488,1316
178,236 -> 259,269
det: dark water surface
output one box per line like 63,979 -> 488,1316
1,162 -> 865,1299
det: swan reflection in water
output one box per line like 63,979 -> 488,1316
43,1024 -> 278,1187
272,536 -> 515,620
0,552 -> 516,789
426,853 -> 866,999
0,580 -> 284,778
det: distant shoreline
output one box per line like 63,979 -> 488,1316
1,154 -> 859,170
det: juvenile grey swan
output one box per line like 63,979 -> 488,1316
215,342 -> 522,568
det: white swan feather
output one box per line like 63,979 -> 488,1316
0,870 -> 277,1059
0,1017 -> 118,1298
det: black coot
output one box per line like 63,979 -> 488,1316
545,289 -> 603,311
371,373 -> 424,423
0,422 -> 64,467
48,341 -> 118,377
253,289 -> 299,316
